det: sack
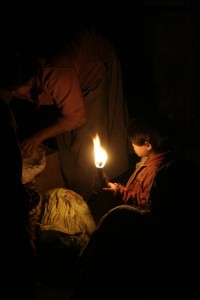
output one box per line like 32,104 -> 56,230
35,188 -> 97,283
38,188 -> 96,248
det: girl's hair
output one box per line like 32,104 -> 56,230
0,51 -> 40,91
127,112 -> 177,153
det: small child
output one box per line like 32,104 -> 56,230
104,112 -> 177,212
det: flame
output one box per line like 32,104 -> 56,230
93,134 -> 107,168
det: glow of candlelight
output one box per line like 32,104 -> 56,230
93,133 -> 107,168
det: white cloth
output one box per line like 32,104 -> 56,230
22,146 -> 46,184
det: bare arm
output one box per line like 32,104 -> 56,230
21,67 -> 86,158
20,121 -> 66,158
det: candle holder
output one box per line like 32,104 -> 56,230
93,167 -> 109,194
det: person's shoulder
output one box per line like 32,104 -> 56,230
41,62 -> 77,83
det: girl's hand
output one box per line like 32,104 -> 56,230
103,182 -> 118,192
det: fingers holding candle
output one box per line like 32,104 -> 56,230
102,182 -> 116,191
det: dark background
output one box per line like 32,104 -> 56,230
1,0 -> 200,166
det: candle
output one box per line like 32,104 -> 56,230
93,134 -> 109,193
95,167 -> 109,188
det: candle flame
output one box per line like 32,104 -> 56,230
93,134 -> 107,168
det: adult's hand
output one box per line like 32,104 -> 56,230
20,135 -> 43,159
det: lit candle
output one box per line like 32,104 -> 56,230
93,134 -> 109,193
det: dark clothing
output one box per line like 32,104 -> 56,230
0,99 -> 36,299
68,157 -> 200,299
9,98 -> 60,148
67,206 -> 151,300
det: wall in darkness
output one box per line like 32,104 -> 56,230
90,0 -> 200,166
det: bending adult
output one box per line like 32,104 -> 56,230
0,27 -> 129,199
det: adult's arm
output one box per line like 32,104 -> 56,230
20,67 -> 86,158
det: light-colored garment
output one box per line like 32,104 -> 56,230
39,188 -> 96,248
22,145 -> 46,184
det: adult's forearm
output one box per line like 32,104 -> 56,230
32,122 -> 66,142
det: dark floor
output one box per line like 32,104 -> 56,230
36,277 -> 76,300
35,257 -> 77,299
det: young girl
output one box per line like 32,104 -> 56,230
103,112 -> 177,212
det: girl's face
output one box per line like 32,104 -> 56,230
131,141 -> 152,158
